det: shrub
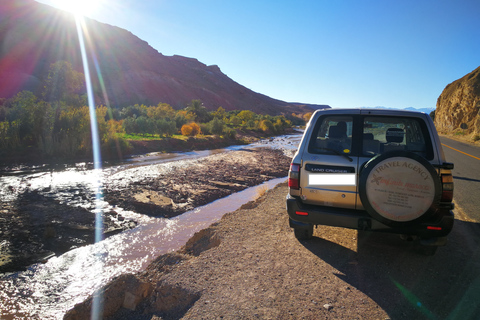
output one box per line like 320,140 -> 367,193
223,127 -> 236,139
190,122 -> 201,136
181,122 -> 201,136
208,117 -> 225,135
200,123 -> 211,135
181,124 -> 193,136
259,119 -> 274,132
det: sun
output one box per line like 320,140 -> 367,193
52,0 -> 101,17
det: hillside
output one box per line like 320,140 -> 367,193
0,0 -> 328,115
435,66 -> 480,137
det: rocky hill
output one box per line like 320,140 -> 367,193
0,0 -> 328,115
435,66 -> 480,137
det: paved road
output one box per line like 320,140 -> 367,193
440,136 -> 480,222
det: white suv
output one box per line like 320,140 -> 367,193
286,109 -> 454,254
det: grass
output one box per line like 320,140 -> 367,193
121,133 -> 190,141
255,184 -> 269,199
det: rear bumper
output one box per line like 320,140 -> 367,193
286,194 -> 454,238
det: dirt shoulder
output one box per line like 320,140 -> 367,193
66,183 -> 480,320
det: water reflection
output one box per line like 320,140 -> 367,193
0,178 -> 286,319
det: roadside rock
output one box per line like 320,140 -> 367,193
435,65 -> 480,137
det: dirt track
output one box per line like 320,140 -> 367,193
66,183 -> 480,320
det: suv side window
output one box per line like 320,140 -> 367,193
362,116 -> 433,159
308,116 -> 353,155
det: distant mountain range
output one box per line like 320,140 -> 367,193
367,106 -> 435,114
0,0 -> 328,115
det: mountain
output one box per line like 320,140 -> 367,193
369,106 -> 435,114
403,107 -> 435,114
435,66 -> 480,136
0,0 -> 328,115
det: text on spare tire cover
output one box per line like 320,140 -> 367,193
365,156 -> 436,222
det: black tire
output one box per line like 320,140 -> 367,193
293,225 -> 313,240
359,151 -> 442,227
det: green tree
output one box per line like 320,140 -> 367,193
211,106 -> 226,119
7,91 -> 37,141
208,117 -> 225,135
123,117 -> 137,134
42,61 -> 84,106
259,119 -> 274,132
229,115 -> 242,127
157,119 -> 177,136
148,103 -> 176,120
186,100 -> 211,123
237,110 -> 255,123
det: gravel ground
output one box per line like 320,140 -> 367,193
66,183 -> 480,320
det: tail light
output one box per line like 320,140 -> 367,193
440,174 -> 454,202
288,163 -> 300,190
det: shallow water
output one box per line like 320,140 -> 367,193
0,134 -> 301,319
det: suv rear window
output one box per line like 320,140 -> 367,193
362,116 -> 433,159
308,116 -> 353,155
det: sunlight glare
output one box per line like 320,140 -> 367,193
52,0 -> 101,17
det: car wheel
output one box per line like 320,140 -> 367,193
359,151 -> 442,227
293,225 -> 313,240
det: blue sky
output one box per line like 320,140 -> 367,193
36,0 -> 480,110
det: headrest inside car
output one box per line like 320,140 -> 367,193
386,128 -> 404,143
328,125 -> 346,139
363,133 -> 374,140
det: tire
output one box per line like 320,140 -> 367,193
293,225 -> 313,240
359,151 -> 442,227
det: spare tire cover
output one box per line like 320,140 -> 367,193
359,151 -> 441,226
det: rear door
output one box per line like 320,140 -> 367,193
356,112 -> 437,210
299,114 -> 358,209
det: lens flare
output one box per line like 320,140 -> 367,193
75,15 -> 105,320
51,0 -> 100,17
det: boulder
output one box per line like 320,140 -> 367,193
435,66 -> 480,137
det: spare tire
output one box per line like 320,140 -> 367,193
359,151 -> 441,227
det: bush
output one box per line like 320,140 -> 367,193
190,122 -> 201,136
181,124 -> 193,136
223,127 -> 236,139
181,122 -> 201,136
200,123 -> 211,135
259,119 -> 274,132
208,117 -> 225,135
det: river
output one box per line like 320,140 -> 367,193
0,134 -> 301,319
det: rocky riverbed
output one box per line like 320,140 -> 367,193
0,148 -> 291,274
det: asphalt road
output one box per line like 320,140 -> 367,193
440,136 -> 480,222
